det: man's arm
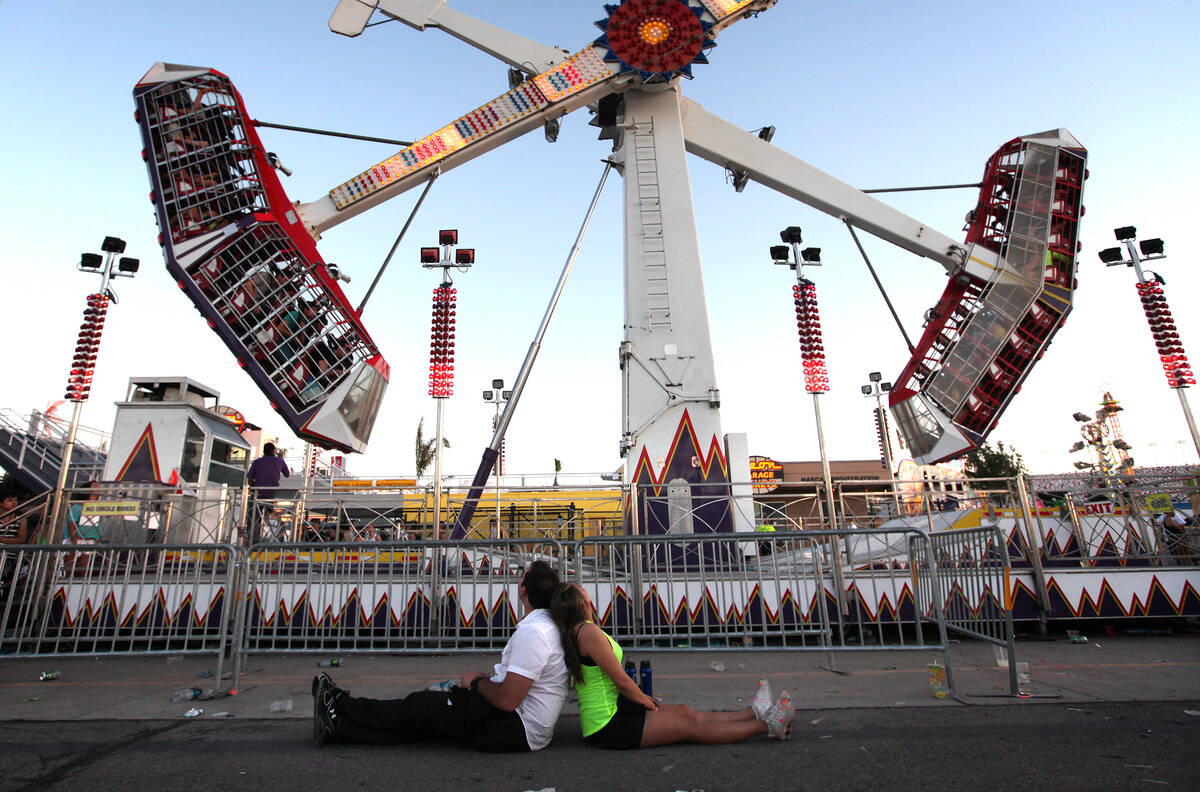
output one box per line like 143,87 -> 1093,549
472,672 -> 534,713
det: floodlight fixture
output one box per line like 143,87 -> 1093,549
439,229 -> 458,246
80,253 -> 103,270
880,382 -> 892,392
1072,412 -> 1091,422
483,390 -> 494,400
757,125 -> 776,143
869,371 -> 882,382
1098,248 -> 1124,265
861,385 -> 873,395
779,226 -> 803,245
1073,461 -> 1092,470
420,247 -> 439,264
117,257 -> 140,274
455,248 -> 475,265
1113,439 -> 1132,451
503,390 -> 512,399
1114,226 -> 1136,242
100,236 -> 126,254
1069,441 -> 1085,452
492,379 -> 505,389
1139,238 -> 1164,257
769,245 -> 789,262
801,247 -> 822,263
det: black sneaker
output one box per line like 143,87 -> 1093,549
312,674 -> 339,746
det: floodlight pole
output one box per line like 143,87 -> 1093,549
483,386 -> 510,539
47,239 -> 137,547
1104,229 -> 1200,462
424,235 -> 471,542
864,376 -> 901,517
774,231 -> 846,615
782,240 -> 837,534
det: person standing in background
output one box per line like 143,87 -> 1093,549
247,443 -> 290,544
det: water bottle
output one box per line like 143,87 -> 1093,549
639,660 -> 653,697
316,658 -> 342,668
624,660 -> 637,687
39,671 -> 61,681
172,687 -> 203,702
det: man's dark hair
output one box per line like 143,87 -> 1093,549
521,560 -> 560,610
263,442 -> 276,456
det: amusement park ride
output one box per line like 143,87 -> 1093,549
133,0 -> 1087,532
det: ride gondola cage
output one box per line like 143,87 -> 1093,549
133,63 -> 388,453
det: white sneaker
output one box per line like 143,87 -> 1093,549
765,691 -> 795,740
749,678 -> 773,720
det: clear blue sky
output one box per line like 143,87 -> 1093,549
3,0 -> 1199,476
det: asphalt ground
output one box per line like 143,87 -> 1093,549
2,634 -> 1199,791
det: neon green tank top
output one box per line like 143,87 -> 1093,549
576,623 -> 623,737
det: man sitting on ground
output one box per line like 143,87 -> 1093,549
313,560 -> 568,752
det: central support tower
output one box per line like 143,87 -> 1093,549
618,86 -> 732,534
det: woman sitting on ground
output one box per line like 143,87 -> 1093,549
548,583 -> 795,749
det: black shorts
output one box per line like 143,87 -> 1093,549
585,695 -> 646,750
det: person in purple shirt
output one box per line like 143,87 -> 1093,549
247,443 -> 290,543
248,442 -> 290,498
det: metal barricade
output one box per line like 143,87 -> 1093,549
572,529 -> 953,671
912,525 -> 1019,696
0,543 -> 241,691
233,538 -> 566,683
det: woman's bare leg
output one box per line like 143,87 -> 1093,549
693,708 -> 758,723
640,704 -> 768,747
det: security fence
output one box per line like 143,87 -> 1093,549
235,538 -> 564,659
911,525 -> 1019,696
4,531 -> 978,696
1,543 -> 240,685
573,529 -> 954,660
6,472 -> 1197,696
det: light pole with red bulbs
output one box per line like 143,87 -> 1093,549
46,237 -> 139,546
1098,227 -> 1199,462
421,230 -> 473,540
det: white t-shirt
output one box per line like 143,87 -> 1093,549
489,607 -> 567,751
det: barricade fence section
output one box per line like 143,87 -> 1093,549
233,538 -> 567,683
1030,479 -> 1198,567
573,530 -> 952,659
0,543 -> 240,690
20,470 -> 1200,696
912,525 -> 1019,696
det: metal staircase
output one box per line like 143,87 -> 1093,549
0,409 -> 109,493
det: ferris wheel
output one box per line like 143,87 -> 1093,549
134,0 -> 1087,534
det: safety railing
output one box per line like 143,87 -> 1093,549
1,543 -> 240,690
1026,478 -> 1199,568
573,529 -> 952,663
7,474 -> 1195,699
0,409 -> 110,480
911,525 -> 1019,696
232,538 -> 566,684
54,483 -> 246,546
